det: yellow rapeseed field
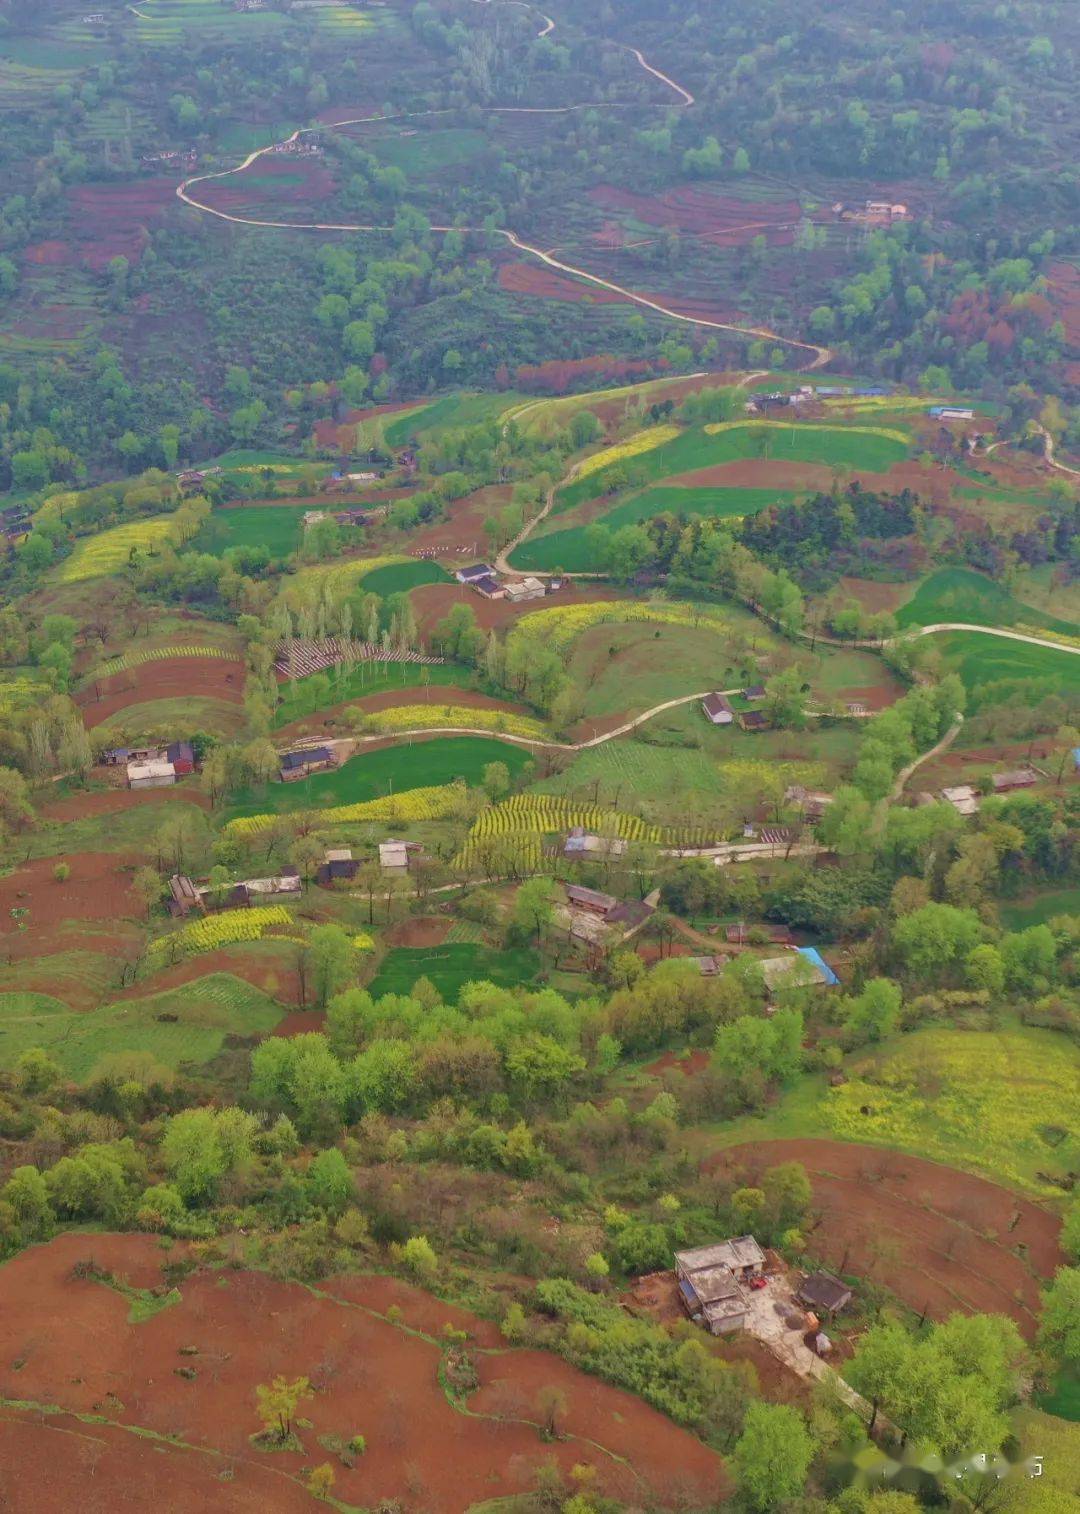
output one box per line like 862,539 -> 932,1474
574,425 -> 680,481
515,598 -> 729,653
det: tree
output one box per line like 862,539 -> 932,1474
255,1375 -> 313,1444
306,924 -> 355,1007
131,865 -> 162,919
891,903 -> 983,982
513,876 -> 556,946
1038,1268 -> 1080,1366
732,1402 -> 814,1511
161,1107 -> 258,1203
841,978 -> 901,1045
400,1233 -> 438,1280
3,1165 -> 54,1240
763,667 -> 807,729
308,1464 -> 336,1499
306,1148 -> 353,1216
482,760 -> 511,802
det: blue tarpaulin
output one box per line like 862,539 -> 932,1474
797,946 -> 839,985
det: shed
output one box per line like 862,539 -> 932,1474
165,739 -> 196,776
992,767 -> 1038,793
504,576 -> 546,602
456,562 -> 497,583
743,684 -> 766,700
128,760 -> 176,789
796,1272 -> 853,1316
471,574 -> 505,599
565,883 -> 617,916
941,784 -> 980,816
379,841 -> 410,872
739,710 -> 770,732
563,830 -> 628,859
702,692 -> 734,725
316,858 -> 360,886
796,946 -> 840,985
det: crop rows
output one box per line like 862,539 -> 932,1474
575,424 -> 681,481
516,598 -> 729,652
148,906 -> 295,962
99,644 -> 232,674
274,637 -> 442,677
227,781 -> 464,836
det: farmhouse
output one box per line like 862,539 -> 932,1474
503,576 -> 547,603
564,884 -> 617,917
702,692 -> 734,725
280,746 -> 336,782
456,563 -> 497,585
166,740 -> 196,776
168,874 -> 204,917
739,710 -> 770,732
128,759 -> 176,789
758,947 -> 839,992
992,767 -> 1039,794
317,848 -> 360,886
379,840 -> 414,872
743,684 -> 766,701
674,1236 -> 766,1335
689,954 -> 723,975
941,783 -> 980,817
795,1272 -> 853,1318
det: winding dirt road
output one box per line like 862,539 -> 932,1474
175,2 -> 831,368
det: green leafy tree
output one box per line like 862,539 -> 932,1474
732,1402 -> 814,1511
1038,1268 -> 1080,1366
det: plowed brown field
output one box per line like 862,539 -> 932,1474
0,1235 -> 728,1513
77,658 -> 246,729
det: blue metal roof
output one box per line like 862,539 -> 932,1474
797,946 -> 840,985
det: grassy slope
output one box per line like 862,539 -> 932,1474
0,975 -> 284,1080
228,736 -> 533,817
692,1024 -> 1080,1196
368,943 -> 540,1001
896,567 -> 1079,636
929,631 -> 1080,704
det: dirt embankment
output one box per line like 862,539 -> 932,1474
0,1235 -> 729,1513
710,1139 -> 1063,1337
76,658 -> 246,730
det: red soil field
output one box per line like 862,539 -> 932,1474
589,184 -> 800,246
197,154 -> 336,216
68,179 -> 178,269
75,657 -> 246,729
403,481 -> 512,555
0,1235 -> 728,1512
498,260 -> 624,303
312,398 -> 419,450
388,914 -> 451,947
39,785 -> 211,821
0,853 -> 141,939
710,1139 -> 1063,1338
272,1007 -> 327,1037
